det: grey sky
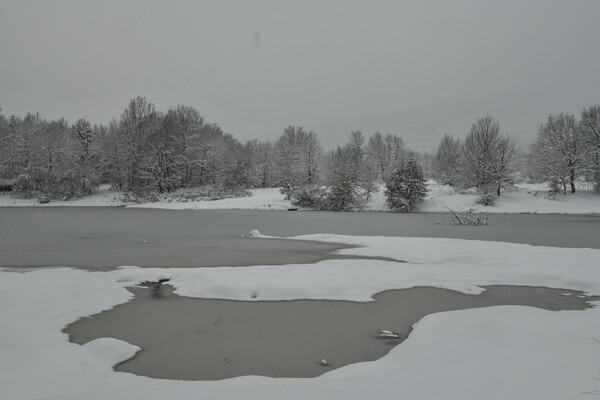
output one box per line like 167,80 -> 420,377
1,0 -> 598,151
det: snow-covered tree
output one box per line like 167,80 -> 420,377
531,113 -> 584,194
192,123 -> 224,185
223,159 -> 253,189
117,96 -> 159,191
0,111 -> 102,198
72,118 -> 101,194
74,119 -> 93,160
324,145 -> 364,211
347,131 -> 378,199
168,105 -> 205,187
96,119 -> 128,190
275,126 -> 323,198
459,116 -> 516,195
255,141 -> 277,188
323,131 -> 378,211
384,158 -> 428,212
139,112 -> 183,193
0,114 -> 23,178
239,140 -> 277,188
366,132 -> 405,182
432,134 -> 461,186
0,110 -> 11,178
579,105 -> 600,190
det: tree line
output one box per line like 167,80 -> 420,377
432,106 -> 600,200
1,96 -> 598,209
0,96 -> 412,209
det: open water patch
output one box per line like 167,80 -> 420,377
64,284 -> 599,380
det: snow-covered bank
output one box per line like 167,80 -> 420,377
1,181 -> 599,214
0,184 -> 124,207
366,181 -> 600,214
419,181 -> 600,214
132,187 -> 293,211
1,235 -> 599,399
0,186 -> 294,210
128,181 -> 600,214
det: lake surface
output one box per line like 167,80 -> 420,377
3,207 -> 599,380
1,208 -> 599,269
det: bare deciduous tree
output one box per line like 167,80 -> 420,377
580,105 -> 600,190
366,132 -> 405,182
460,116 -> 516,195
118,96 -> 159,191
432,134 -> 461,186
531,113 -> 584,193
275,126 -> 323,197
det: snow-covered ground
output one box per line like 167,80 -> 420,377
367,181 -> 600,214
133,187 -> 293,211
1,181 -> 598,213
0,185 -> 125,207
418,181 -> 600,214
1,234 -> 599,399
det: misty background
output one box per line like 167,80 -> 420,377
1,0 -> 598,151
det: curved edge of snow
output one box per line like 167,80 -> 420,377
82,338 -> 141,368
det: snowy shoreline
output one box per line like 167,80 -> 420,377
1,181 -> 599,214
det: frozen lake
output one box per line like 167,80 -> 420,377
1,208 -> 599,269
2,207 -> 599,381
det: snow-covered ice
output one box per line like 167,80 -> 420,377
1,234 -> 599,399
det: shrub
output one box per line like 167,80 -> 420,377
37,194 -> 50,204
126,185 -> 252,204
325,179 -> 365,211
279,177 -> 298,200
475,193 -> 497,206
13,174 -> 36,198
291,186 -> 327,209
546,178 -> 564,200
384,159 -> 428,212
145,192 -> 160,203
54,172 -> 99,200
13,169 -> 99,200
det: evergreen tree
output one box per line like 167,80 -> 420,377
326,178 -> 358,211
384,159 -> 428,212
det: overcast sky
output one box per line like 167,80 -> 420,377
1,0 -> 599,151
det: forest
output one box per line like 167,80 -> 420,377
1,97 -> 599,211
